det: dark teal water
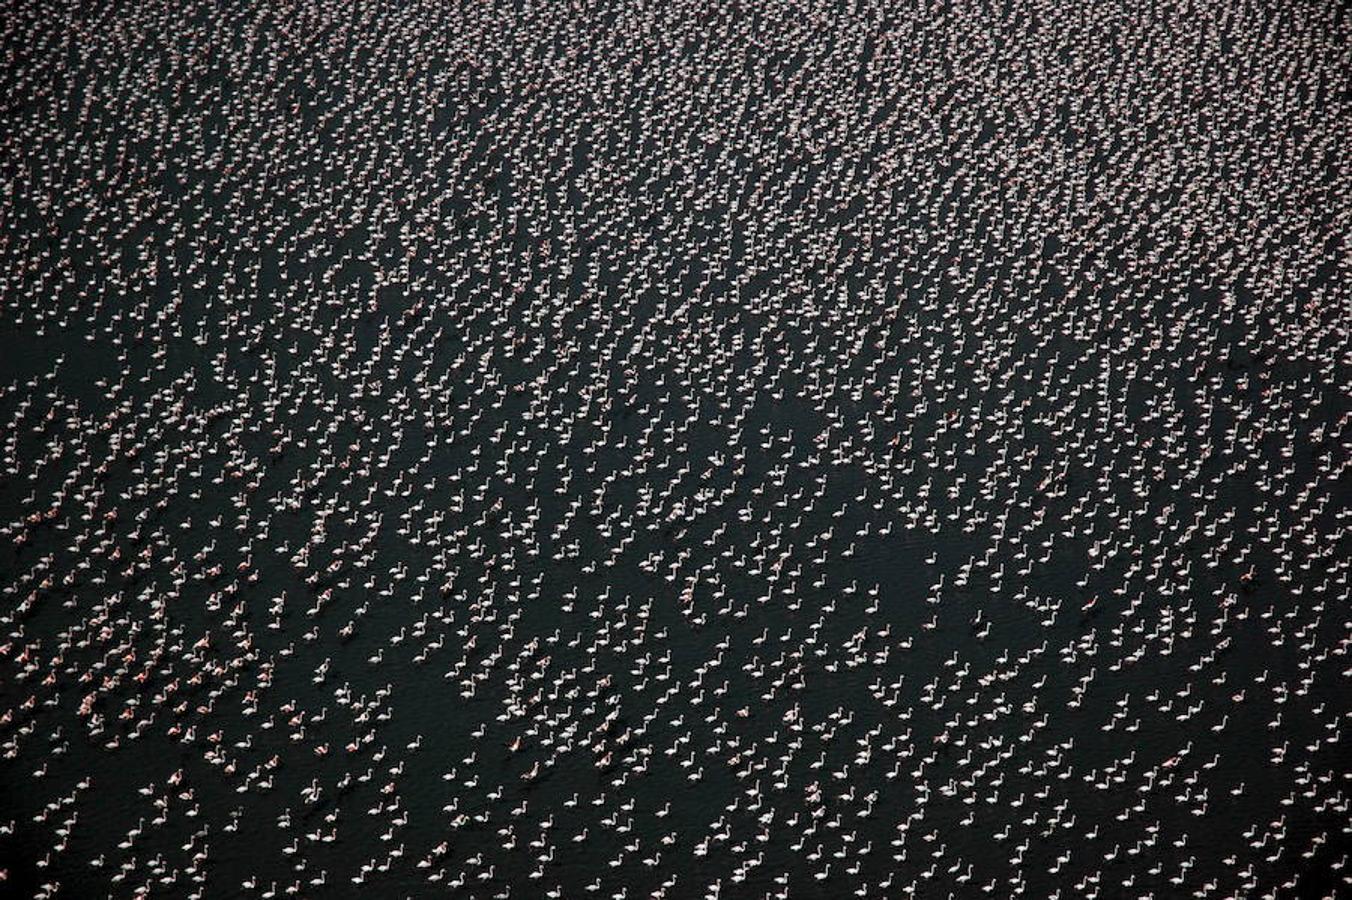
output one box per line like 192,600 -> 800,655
0,0 -> 1348,898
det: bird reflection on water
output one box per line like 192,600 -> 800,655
0,0 -> 1349,898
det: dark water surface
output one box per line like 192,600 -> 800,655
1,0 -> 1349,898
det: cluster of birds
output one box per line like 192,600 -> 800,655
1,0 -> 1349,897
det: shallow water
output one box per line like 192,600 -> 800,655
1,0 -> 1349,898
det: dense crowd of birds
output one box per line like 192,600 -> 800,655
1,0 -> 1349,897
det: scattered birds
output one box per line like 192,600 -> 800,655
0,0 -> 1347,898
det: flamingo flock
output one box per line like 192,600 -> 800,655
0,0 -> 1348,897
